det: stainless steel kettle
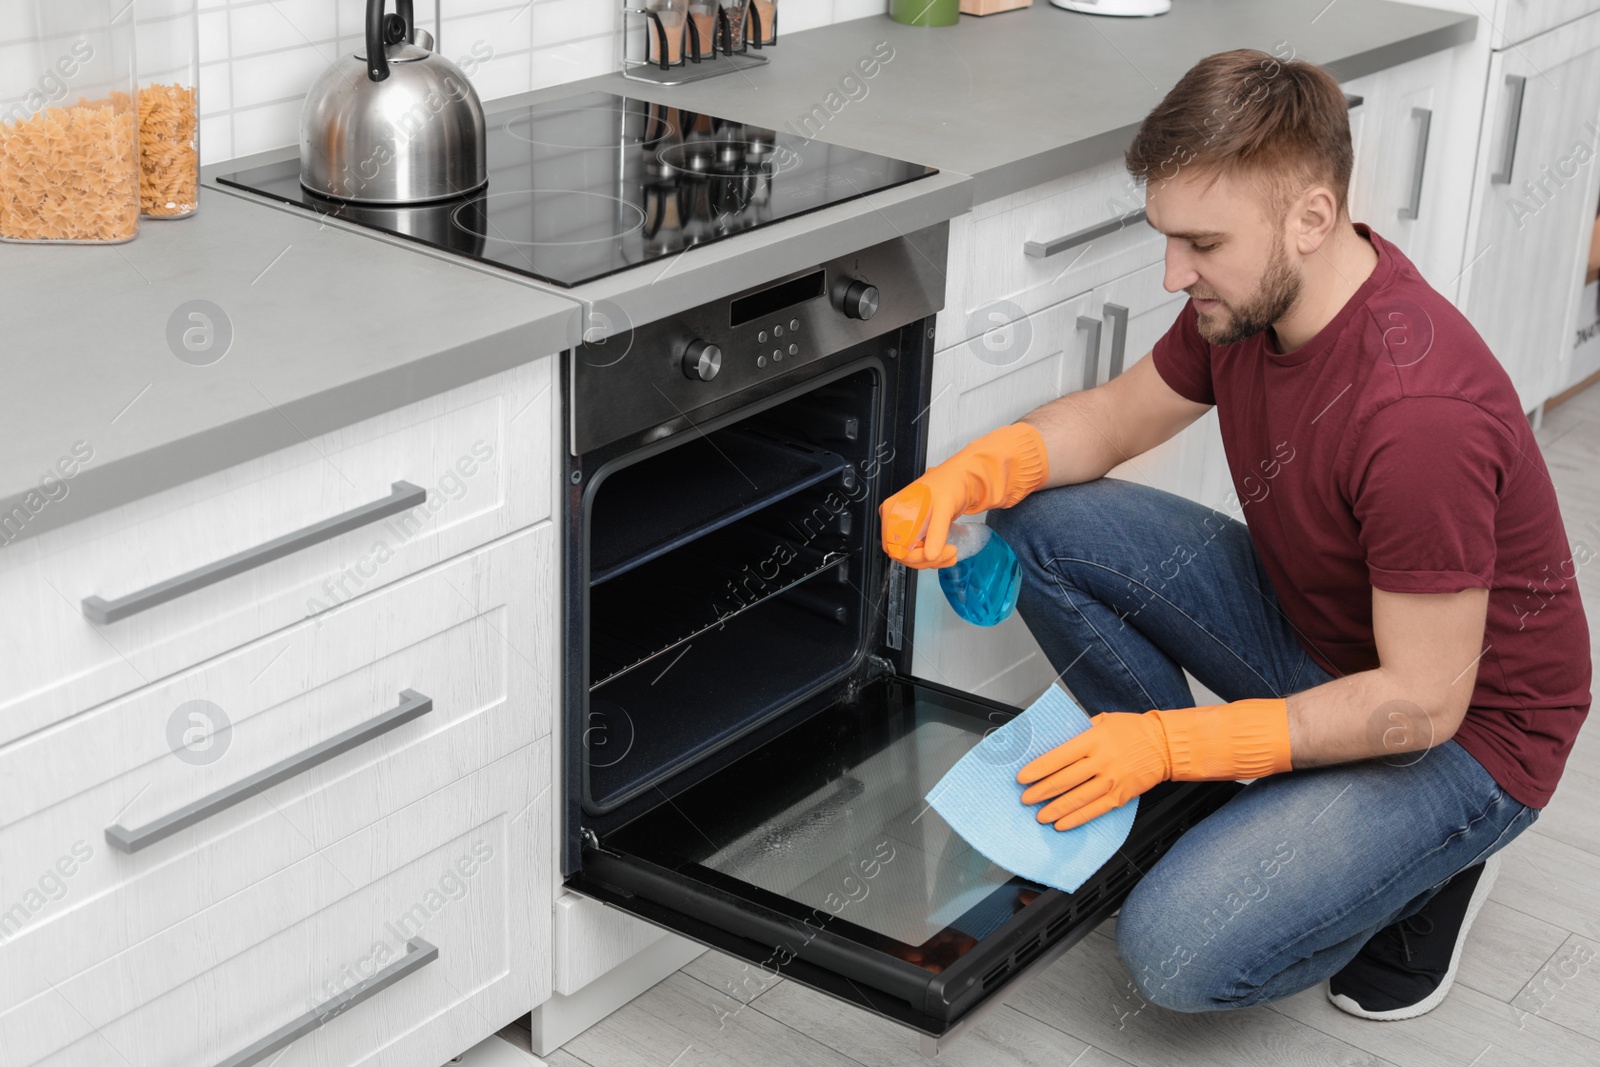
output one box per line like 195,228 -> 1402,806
300,0 -> 487,204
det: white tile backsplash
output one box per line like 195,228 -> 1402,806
0,1 -> 889,165
228,0 -> 338,57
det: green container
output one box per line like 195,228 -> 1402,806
889,0 -> 960,26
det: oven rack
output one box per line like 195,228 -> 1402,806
589,427 -> 850,585
589,546 -> 855,691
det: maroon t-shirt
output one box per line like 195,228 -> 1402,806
1152,223 -> 1591,808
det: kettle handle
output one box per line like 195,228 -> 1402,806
365,0 -> 415,82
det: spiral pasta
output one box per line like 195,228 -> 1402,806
138,83 -> 198,217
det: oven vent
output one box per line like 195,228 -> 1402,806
981,931 -> 1044,991
1001,785 -> 1241,981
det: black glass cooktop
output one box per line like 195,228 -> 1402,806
217,90 -> 938,288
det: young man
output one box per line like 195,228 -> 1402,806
880,49 -> 1592,1020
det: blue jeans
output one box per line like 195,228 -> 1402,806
987,478 -> 1540,1012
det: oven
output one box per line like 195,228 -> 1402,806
559,221 -> 1241,1048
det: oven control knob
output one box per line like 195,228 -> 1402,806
682,339 -> 722,381
839,279 -> 879,321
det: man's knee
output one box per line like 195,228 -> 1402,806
989,482 -> 1101,571
1115,876 -> 1256,1013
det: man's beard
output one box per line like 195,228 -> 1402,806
1191,240 -> 1302,345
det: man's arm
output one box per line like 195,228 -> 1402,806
1017,585 -> 1491,828
1285,586 -> 1490,766
880,349 -> 1212,567
1019,351 -> 1213,489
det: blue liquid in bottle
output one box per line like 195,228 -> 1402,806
938,521 -> 1021,627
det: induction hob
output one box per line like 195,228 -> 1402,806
217,90 -> 938,289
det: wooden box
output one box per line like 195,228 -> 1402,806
960,0 -> 1033,14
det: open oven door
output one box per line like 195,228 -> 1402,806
565,670 -> 1241,1048
560,267 -> 1241,1047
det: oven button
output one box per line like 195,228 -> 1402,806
682,339 -> 722,381
790,319 -> 800,331
757,355 -> 767,367
757,330 -> 768,343
838,279 -> 879,320
788,343 -> 799,356
774,324 -> 784,337
773,349 -> 783,362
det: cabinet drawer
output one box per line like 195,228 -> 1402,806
0,357 -> 555,747
1495,0 -> 1600,48
0,524 -> 553,1012
927,292 -> 1100,467
935,160 -> 1164,352
9,742 -> 547,1067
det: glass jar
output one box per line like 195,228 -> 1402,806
720,1 -> 751,53
687,0 -> 720,60
748,0 -> 777,46
0,0 -> 141,243
644,0 -> 689,67
134,0 -> 200,218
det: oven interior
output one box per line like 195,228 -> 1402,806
583,363 -> 885,817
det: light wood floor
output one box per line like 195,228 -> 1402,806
543,383 -> 1600,1067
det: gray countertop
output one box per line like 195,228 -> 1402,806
0,0 -> 1474,544
0,191 -> 585,544
551,0 -> 1476,206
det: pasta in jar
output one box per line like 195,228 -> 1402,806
0,96 -> 141,243
138,83 -> 198,217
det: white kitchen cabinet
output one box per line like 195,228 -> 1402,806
527,895 -> 704,1055
22,743 -> 546,1067
912,292 -> 1101,709
0,523 -> 554,1017
1091,259 -> 1224,506
0,358 -> 564,1067
1457,8 -> 1600,411
1492,0 -> 1600,46
0,357 -> 556,749
934,161 -> 1163,355
1343,43 -> 1480,298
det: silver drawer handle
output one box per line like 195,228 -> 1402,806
1491,74 -> 1526,184
214,938 -> 438,1067
82,480 -> 427,624
1077,315 -> 1103,391
106,689 -> 433,853
1398,107 -> 1432,220
1026,207 -> 1147,259
1103,302 -> 1129,379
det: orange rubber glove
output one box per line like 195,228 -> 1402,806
879,422 -> 1049,569
1016,698 -> 1294,830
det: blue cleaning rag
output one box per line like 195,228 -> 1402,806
925,684 -> 1138,894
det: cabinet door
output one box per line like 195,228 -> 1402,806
912,292 -> 1100,707
1459,11 -> 1600,411
1347,51 -> 1468,292
1343,68 -> 1384,232
1092,261 -> 1222,504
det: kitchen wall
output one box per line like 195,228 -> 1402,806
195,0 -> 889,166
